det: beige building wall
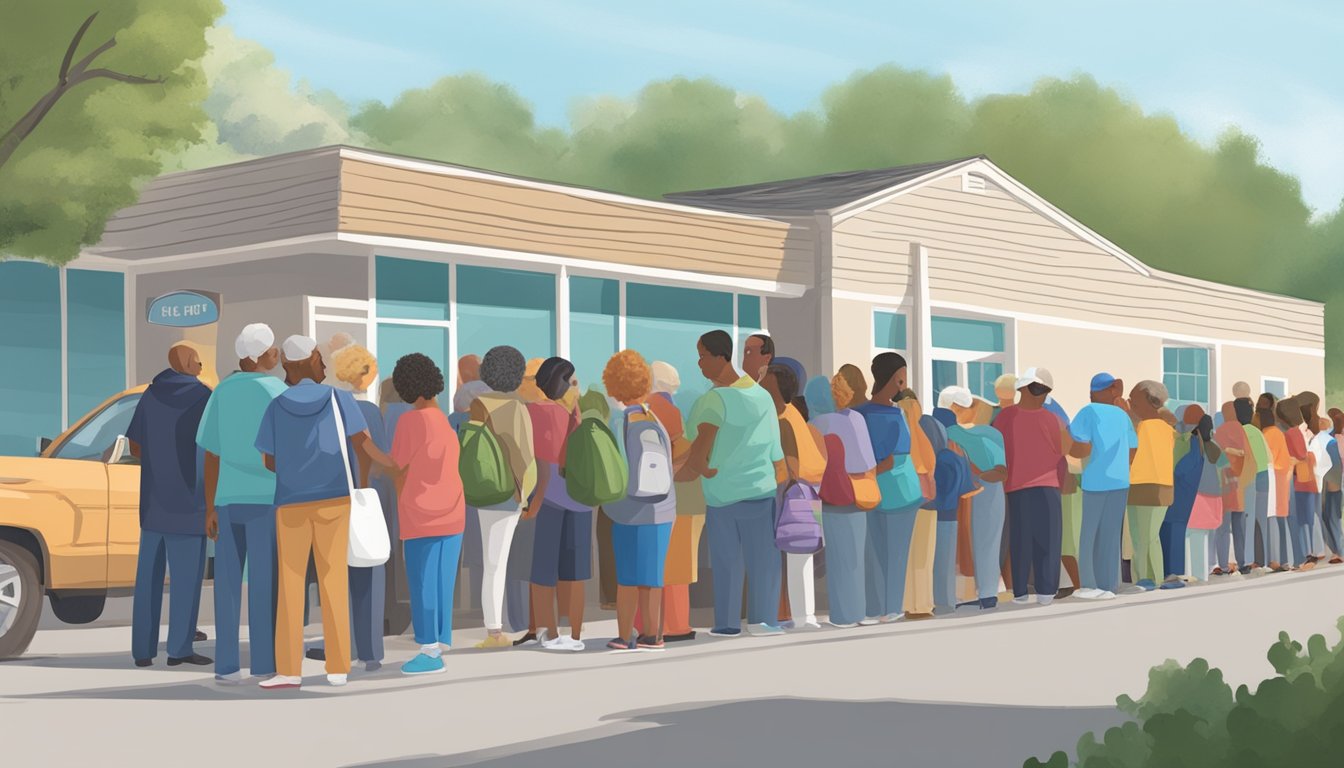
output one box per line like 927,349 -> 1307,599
1219,345 -> 1325,403
1013,320 -> 1166,414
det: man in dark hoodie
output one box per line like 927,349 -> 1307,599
256,335 -> 396,690
128,343 -> 213,668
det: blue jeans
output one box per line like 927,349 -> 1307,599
864,506 -> 919,618
132,530 -> 206,661
1246,476 -> 1268,565
404,534 -> 463,646
970,482 -> 1006,600
213,504 -> 277,677
349,565 -> 386,662
1007,488 -> 1062,598
1080,489 -> 1127,592
1322,490 -> 1344,558
1291,491 -> 1318,566
706,497 -> 779,630
821,507 -> 866,625
1159,500 -> 1190,579
933,519 -> 959,610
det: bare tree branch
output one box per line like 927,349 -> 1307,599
68,37 -> 119,79
59,13 -> 99,83
74,69 -> 166,87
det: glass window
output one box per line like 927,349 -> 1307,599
1262,378 -> 1288,398
377,324 -> 451,411
932,360 -> 958,406
626,283 -> 733,413
931,316 -> 1004,353
376,256 -> 449,320
0,262 -> 61,455
967,361 -> 1004,400
1162,345 -> 1210,409
874,311 -> 907,351
52,394 -> 139,461
736,294 -> 763,354
570,276 -> 619,393
67,269 -> 126,420
456,265 -> 556,363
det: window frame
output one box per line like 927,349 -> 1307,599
1161,344 -> 1212,410
1260,376 -> 1289,399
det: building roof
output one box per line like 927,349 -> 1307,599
664,156 -> 984,214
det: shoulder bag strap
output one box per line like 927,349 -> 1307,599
331,391 -> 357,494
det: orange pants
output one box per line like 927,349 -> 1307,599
904,508 -> 936,615
276,498 -> 351,677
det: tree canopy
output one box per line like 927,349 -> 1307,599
0,1 -> 223,261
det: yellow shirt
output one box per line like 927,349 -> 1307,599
1130,419 -> 1175,486
777,403 -> 826,486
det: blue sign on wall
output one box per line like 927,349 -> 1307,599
146,290 -> 219,327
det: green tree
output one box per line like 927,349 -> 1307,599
0,1 -> 223,263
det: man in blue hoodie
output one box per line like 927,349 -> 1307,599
128,343 -> 213,667
256,335 -> 396,690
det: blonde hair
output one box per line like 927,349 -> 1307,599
994,373 -> 1017,395
830,374 -> 855,411
332,344 -> 376,389
517,358 -> 545,404
602,350 -> 652,404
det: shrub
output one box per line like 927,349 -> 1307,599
1024,617 -> 1344,768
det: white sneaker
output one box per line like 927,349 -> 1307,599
259,675 -> 302,690
1094,590 -> 1117,600
827,620 -> 859,629
562,635 -> 585,652
802,619 -> 822,630
327,673 -> 347,687
1012,595 -> 1032,605
1037,595 -> 1054,606
858,617 -> 881,626
541,634 -> 572,651
881,612 -> 904,623
1074,588 -> 1100,600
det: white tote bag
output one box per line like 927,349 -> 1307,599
332,392 -> 391,567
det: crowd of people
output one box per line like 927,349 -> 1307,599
122,323 -> 1344,690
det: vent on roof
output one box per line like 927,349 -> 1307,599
963,173 -> 988,193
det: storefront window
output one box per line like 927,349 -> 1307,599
376,256 -> 449,320
0,262 -> 61,455
873,310 -> 908,351
1163,346 -> 1210,410
457,265 -> 555,363
67,269 -> 126,419
569,276 -> 619,393
736,294 -> 763,353
626,283 -> 733,413
377,324 -> 450,410
931,316 -> 1004,353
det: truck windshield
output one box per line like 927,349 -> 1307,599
51,395 -> 140,461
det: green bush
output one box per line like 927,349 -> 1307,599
1025,618 -> 1344,768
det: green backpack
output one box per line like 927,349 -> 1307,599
564,415 -> 629,507
459,420 -> 515,507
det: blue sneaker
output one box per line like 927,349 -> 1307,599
708,627 -> 741,637
1137,579 -> 1158,591
1159,578 -> 1186,590
747,623 -> 785,637
401,653 -> 445,675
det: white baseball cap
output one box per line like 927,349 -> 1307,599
281,334 -> 318,363
1015,367 -> 1054,391
938,385 -> 974,409
234,323 -> 275,362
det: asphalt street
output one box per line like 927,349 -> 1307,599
4,566 -> 1344,767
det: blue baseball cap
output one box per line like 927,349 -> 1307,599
1090,372 -> 1117,392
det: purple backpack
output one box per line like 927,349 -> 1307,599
775,481 -> 824,554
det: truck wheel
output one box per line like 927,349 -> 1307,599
0,540 -> 42,658
48,592 -> 106,625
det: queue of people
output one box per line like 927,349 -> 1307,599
124,323 -> 1344,689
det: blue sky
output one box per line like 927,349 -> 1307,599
223,0 -> 1344,214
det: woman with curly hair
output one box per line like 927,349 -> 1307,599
602,350 -> 677,651
387,354 -> 465,675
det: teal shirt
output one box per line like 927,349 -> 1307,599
686,377 -> 783,508
947,424 -> 1007,472
196,371 -> 287,506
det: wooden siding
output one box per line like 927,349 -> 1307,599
831,174 -> 1323,347
93,150 -> 342,260
338,158 -> 813,286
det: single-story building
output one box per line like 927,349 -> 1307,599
0,147 -> 1323,456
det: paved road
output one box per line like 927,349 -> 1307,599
5,566 -> 1344,768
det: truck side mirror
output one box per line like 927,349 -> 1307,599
37,436 -> 52,455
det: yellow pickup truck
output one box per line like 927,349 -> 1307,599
0,387 -> 147,658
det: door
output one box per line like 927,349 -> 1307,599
305,297 -> 374,389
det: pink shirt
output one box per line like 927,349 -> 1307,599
994,406 -> 1064,493
391,407 -> 465,539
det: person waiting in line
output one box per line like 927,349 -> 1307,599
525,357 -> 592,652
762,364 -> 828,630
901,389 -> 941,619
468,346 -> 537,649
389,354 -> 467,676
812,368 -> 879,627
1068,373 -> 1136,601
947,387 -> 1008,609
305,344 -> 392,672
1125,380 -> 1175,592
1260,393 -> 1294,571
603,350 -> 678,651
504,359 -> 546,644
1280,396 -> 1315,571
1324,411 -> 1344,564
678,330 -> 785,638
1213,401 -> 1251,575
993,368 -> 1070,606
256,335 -> 397,690
128,343 -> 214,669
1161,406 -> 1199,586
854,354 -> 923,624
1238,397 -> 1272,571
198,324 -> 286,684
635,361 -> 704,644
922,398 -> 977,614
741,333 -> 775,382
1182,409 -> 1227,582
991,373 -> 1017,422
1299,393 -> 1331,565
